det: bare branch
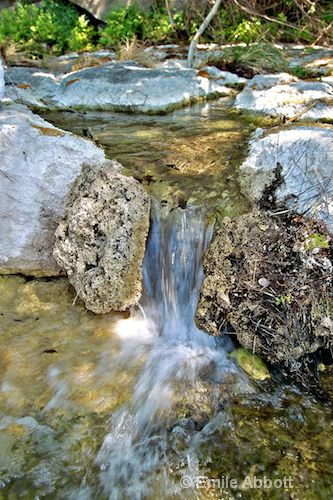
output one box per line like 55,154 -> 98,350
187,0 -> 223,68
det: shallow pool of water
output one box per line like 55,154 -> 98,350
43,100 -> 251,215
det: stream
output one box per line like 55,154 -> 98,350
1,102 -> 333,498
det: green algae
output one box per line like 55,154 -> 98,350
194,391 -> 333,499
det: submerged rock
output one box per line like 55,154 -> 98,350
196,209 -> 333,378
0,103 -> 105,276
235,73 -> 333,121
239,126 -> 333,230
5,61 -> 234,113
229,347 -> 270,381
53,161 -> 151,313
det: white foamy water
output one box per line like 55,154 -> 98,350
95,203 -> 252,499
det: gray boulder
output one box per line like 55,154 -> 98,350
53,161 -> 151,313
287,45 -> 333,76
70,0 -> 153,22
5,67 -> 58,109
239,126 -> 333,230
235,73 -> 333,121
6,61 -> 234,113
0,103 -> 105,275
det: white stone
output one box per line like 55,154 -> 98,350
239,126 -> 333,230
0,103 -> 105,275
235,74 -> 333,121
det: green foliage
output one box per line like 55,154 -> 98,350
99,6 -> 145,47
290,65 -> 307,78
229,18 -> 263,44
0,1 -> 332,57
304,233 -> 330,251
99,7 -> 188,48
275,291 -> 293,306
0,0 -> 95,56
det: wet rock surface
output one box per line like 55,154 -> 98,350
239,126 -> 333,230
0,103 -> 105,276
196,209 -> 333,380
53,161 -> 151,313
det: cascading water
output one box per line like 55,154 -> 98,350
94,203 -> 253,499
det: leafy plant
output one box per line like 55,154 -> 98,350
229,18 -> 263,44
304,233 -> 330,251
0,0 -> 95,56
275,291 -> 293,306
99,6 -> 145,47
99,7 -> 187,48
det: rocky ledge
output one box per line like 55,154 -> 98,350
235,73 -> 333,122
5,61 -> 235,113
239,125 -> 333,230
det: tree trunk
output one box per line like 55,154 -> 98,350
187,0 -> 223,68
165,0 -> 175,27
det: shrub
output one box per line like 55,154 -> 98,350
228,18 -> 264,44
0,0 -> 95,56
99,6 -> 145,47
117,38 -> 156,67
99,7 -> 188,48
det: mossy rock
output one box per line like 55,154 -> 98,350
230,347 -> 270,381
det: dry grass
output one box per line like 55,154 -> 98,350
71,55 -> 113,72
0,41 -> 40,67
117,38 -> 156,68
206,43 -> 288,78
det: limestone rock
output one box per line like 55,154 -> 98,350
239,126 -> 333,230
5,67 -> 58,109
0,103 -> 105,275
6,61 -> 234,113
53,161 -> 151,313
196,65 -> 247,87
235,73 -> 333,121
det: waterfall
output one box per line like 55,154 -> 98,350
94,203 -> 252,499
